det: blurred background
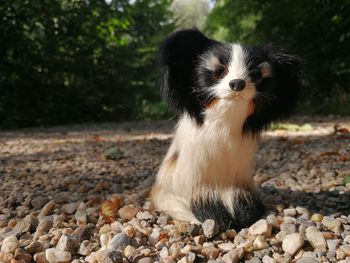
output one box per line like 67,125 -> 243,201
0,0 -> 349,129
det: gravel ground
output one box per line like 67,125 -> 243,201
0,117 -> 350,263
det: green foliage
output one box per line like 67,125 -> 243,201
0,0 -> 174,128
206,0 -> 350,115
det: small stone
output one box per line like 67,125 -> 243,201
280,223 -> 296,233
283,208 -> 297,217
336,248 -> 346,260
45,248 -> 71,263
202,219 -> 219,238
118,205 -> 140,220
194,235 -> 204,245
339,244 -> 350,256
282,233 -> 304,255
253,236 -> 269,250
24,215 -> 39,232
33,252 -> 49,263
310,214 -> 323,223
218,242 -> 235,252
266,214 -> 278,226
78,240 -> 97,256
344,235 -> 350,244
61,203 -> 78,215
14,248 -> 32,262
0,252 -> 14,262
295,258 -> 320,263
248,219 -> 272,237
108,233 -> 130,251
38,201 -> 56,218
56,234 -> 79,255
1,236 -> 20,254
75,211 -> 87,226
136,211 -> 155,221
123,245 -> 136,258
136,258 -> 153,263
225,229 -> 237,239
201,246 -> 219,259
96,248 -> 123,263
31,197 -> 50,210
25,241 -> 44,255
148,229 -> 160,245
305,227 -> 327,251
221,248 -> 244,263
322,217 -> 342,232
262,255 -> 275,263
156,215 -> 169,227
74,224 -> 94,242
36,217 -> 53,233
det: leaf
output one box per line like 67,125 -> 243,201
100,196 -> 122,223
103,148 -> 125,160
342,175 -> 350,186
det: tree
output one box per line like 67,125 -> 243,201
170,0 -> 211,30
0,0 -> 173,127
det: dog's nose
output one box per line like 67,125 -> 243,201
229,79 -> 246,91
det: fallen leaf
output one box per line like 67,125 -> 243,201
319,151 -> 339,157
100,196 -> 122,223
342,175 -> 350,186
103,147 -> 125,160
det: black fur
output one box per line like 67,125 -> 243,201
159,29 -> 302,132
191,191 -> 265,231
243,45 -> 302,134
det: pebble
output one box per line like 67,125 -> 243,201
262,255 -> 275,263
305,227 -> 327,251
249,219 -> 272,237
33,252 -> 49,263
108,233 -> 131,251
26,241 -> 44,254
31,197 -> 50,210
1,236 -> 20,254
14,247 -> 32,262
201,246 -> 220,259
78,240 -> 98,256
322,216 -> 342,232
221,248 -> 244,263
253,236 -> 269,250
136,211 -> 155,221
96,248 -> 123,263
38,201 -> 56,218
283,208 -> 297,217
36,217 -> 53,233
118,205 -> 140,220
61,203 -> 78,215
218,242 -> 235,251
339,244 -> 350,256
137,257 -> 153,263
45,248 -> 71,263
0,252 -> 14,262
56,234 -> 79,255
282,233 -> 304,255
202,219 -> 219,238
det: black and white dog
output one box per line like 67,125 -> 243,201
151,29 -> 302,230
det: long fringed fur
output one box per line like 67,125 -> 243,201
151,29 -> 302,230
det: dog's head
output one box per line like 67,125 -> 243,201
160,29 -> 302,134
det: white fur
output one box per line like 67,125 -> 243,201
151,44 -> 259,222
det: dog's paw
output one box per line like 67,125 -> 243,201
191,189 -> 264,231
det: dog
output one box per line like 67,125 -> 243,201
151,29 -> 302,230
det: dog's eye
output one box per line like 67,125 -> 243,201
212,64 -> 228,80
250,69 -> 263,83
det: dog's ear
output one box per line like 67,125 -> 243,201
159,29 -> 215,121
266,45 -> 303,116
